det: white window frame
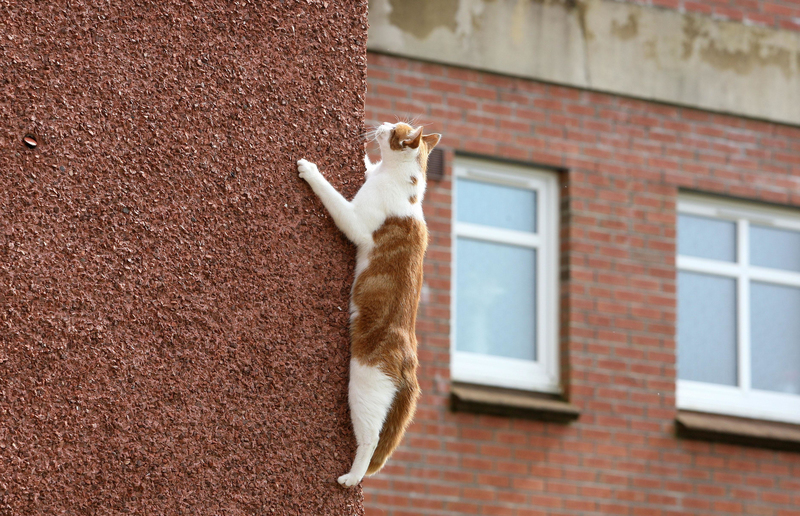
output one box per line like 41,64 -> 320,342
451,157 -> 560,393
678,193 -> 800,424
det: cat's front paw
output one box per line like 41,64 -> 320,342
337,472 -> 362,488
297,159 -> 320,181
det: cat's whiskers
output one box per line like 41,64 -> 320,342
359,126 -> 379,142
394,115 -> 424,128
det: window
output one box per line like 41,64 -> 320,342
451,157 -> 559,393
677,194 -> 800,424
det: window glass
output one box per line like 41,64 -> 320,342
678,214 -> 736,262
456,178 -> 537,232
750,282 -> 800,395
456,238 -> 536,361
750,225 -> 800,273
452,159 -> 558,393
677,271 -> 737,386
677,197 -> 800,423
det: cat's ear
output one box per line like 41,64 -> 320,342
422,133 -> 441,149
403,127 -> 423,149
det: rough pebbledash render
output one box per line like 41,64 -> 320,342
0,1 -> 368,514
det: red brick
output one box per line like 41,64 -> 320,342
428,483 -> 460,497
465,85 -> 498,100
363,50 -> 800,516
463,487 -> 496,501
513,477 -> 545,491
446,501 -> 480,513
429,79 -> 462,94
529,494 -> 564,508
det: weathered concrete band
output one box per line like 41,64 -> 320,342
368,0 -> 800,126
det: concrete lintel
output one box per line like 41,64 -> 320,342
368,0 -> 800,126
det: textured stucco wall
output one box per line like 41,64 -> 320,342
0,1 -> 367,514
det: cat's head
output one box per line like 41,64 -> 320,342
375,122 -> 441,171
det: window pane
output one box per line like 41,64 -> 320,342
678,214 -> 736,262
456,237 -> 536,361
456,178 -> 536,232
750,225 -> 800,273
751,282 -> 800,395
677,271 -> 737,386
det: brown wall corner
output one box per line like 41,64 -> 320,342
0,1 -> 367,513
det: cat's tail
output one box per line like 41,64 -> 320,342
366,374 -> 420,476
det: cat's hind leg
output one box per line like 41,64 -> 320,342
338,359 -> 396,488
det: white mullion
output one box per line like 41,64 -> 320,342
676,256 -> 741,278
677,200 -> 720,218
455,222 -> 540,248
748,266 -> 800,288
681,193 -> 800,230
457,161 -> 548,192
737,219 -> 751,393
677,256 -> 800,287
678,380 -> 800,424
450,177 -> 459,376
535,181 -> 545,366
542,174 -> 559,387
462,169 -> 539,190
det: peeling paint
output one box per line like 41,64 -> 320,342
643,39 -> 659,65
682,16 -> 795,79
388,0 -> 459,39
682,16 -> 701,60
573,0 -> 594,83
572,0 -> 594,42
699,40 -> 793,78
611,12 -> 639,40
511,0 -> 530,45
463,0 -> 489,36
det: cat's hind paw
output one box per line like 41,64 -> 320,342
297,159 -> 319,181
337,472 -> 362,488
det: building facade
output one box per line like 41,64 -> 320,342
361,0 -> 800,514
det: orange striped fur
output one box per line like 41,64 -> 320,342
350,217 -> 428,474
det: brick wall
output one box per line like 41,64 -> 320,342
362,52 -> 800,516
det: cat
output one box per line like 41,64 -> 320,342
297,122 -> 441,488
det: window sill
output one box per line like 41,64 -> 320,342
450,382 -> 580,423
676,410 -> 800,452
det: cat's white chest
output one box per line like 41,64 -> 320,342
350,166 -> 424,280
353,168 -> 423,228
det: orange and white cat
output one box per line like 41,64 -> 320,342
297,122 -> 441,487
